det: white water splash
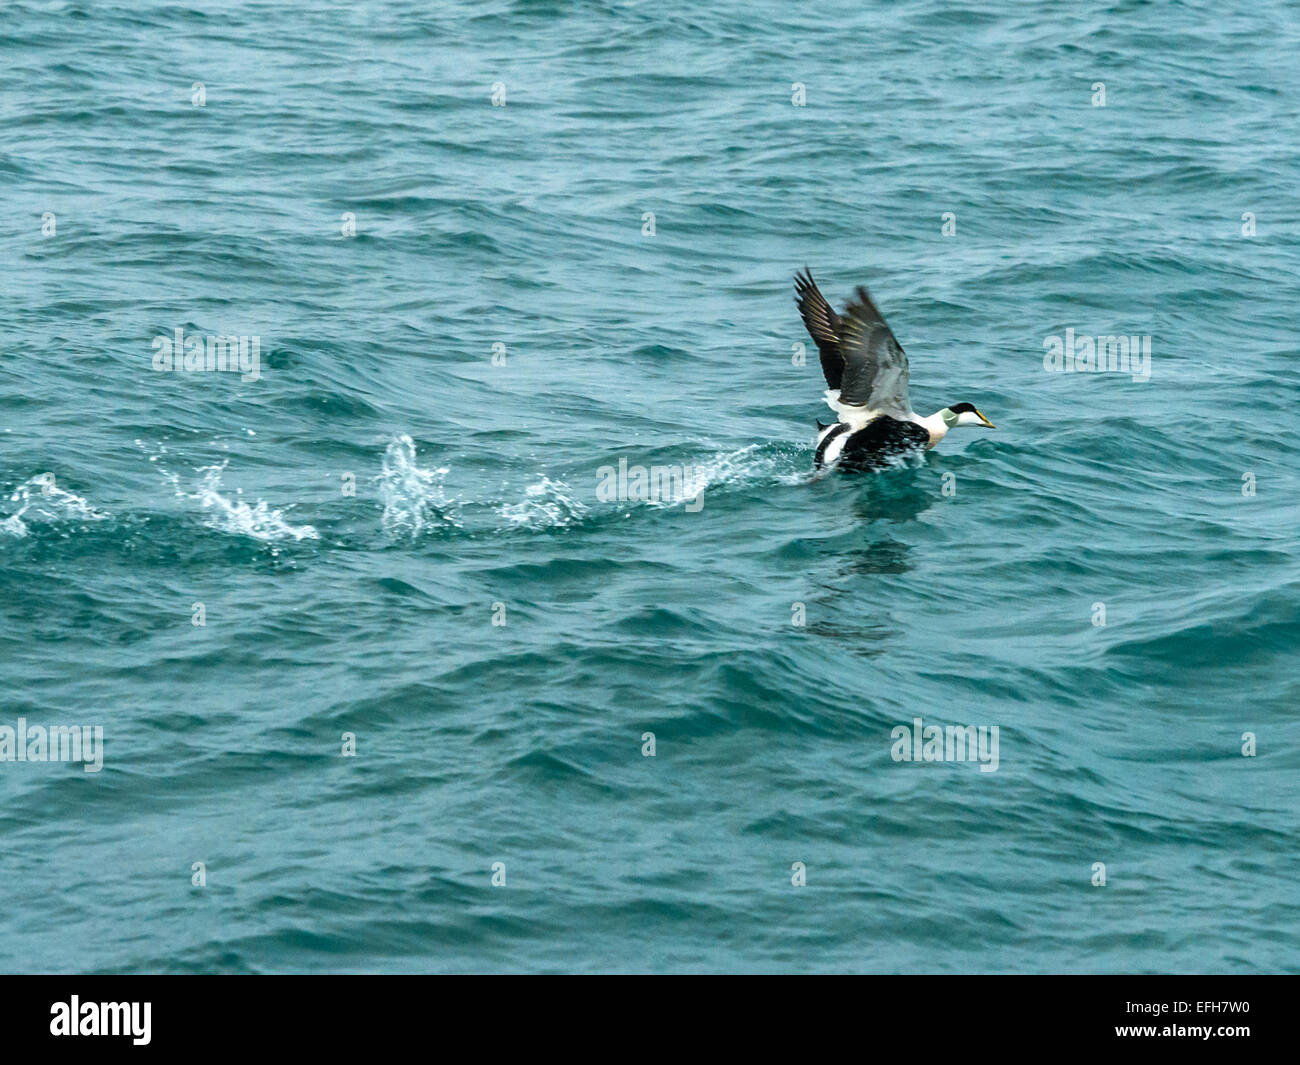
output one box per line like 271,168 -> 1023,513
671,444 -> 808,497
378,434 -> 456,535
501,476 -> 588,528
1,473 -> 109,538
187,462 -> 318,542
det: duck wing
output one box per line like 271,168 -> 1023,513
793,268 -> 845,391
835,285 -> 912,419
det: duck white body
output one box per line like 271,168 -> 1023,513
821,390 -> 953,447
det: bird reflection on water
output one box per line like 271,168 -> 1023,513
801,464 -> 943,653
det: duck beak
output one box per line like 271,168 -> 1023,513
976,410 -> 995,428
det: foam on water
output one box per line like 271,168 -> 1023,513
500,475 -> 589,528
684,444 -> 796,496
1,473 -> 109,538
187,463 -> 318,543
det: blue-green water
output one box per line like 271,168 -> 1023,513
2,0 -> 1298,974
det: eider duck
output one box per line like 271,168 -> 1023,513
795,269 -> 995,472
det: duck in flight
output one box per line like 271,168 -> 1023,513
794,269 -> 995,471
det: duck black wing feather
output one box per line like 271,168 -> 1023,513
793,269 -> 845,390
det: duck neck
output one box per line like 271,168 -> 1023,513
914,409 -> 952,446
